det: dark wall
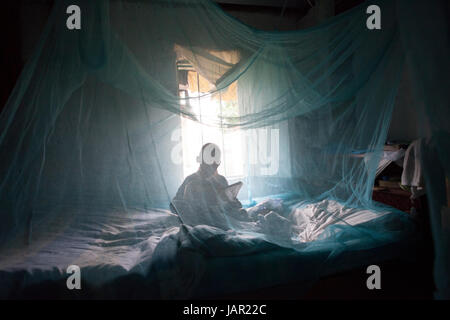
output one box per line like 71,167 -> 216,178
0,3 -> 22,115
0,1 -> 53,116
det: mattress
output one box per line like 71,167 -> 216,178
0,198 -> 418,299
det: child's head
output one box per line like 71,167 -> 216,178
197,143 -> 221,176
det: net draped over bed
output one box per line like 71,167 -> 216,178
0,0 -> 448,298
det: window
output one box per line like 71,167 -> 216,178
177,64 -> 244,179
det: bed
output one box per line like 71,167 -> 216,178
0,196 -> 420,299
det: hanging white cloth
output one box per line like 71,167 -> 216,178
401,139 -> 425,199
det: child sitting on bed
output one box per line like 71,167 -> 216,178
169,143 -> 249,226
170,143 -> 291,239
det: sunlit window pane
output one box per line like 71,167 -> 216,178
179,71 -> 243,179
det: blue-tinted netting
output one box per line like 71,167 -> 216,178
0,0 -> 448,299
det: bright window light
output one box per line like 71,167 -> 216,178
179,71 -> 244,179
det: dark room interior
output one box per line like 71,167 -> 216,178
0,0 -> 448,309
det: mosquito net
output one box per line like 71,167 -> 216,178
0,0 -> 448,298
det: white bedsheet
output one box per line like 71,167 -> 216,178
0,199 -> 413,298
0,208 -> 180,289
290,199 -> 392,242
